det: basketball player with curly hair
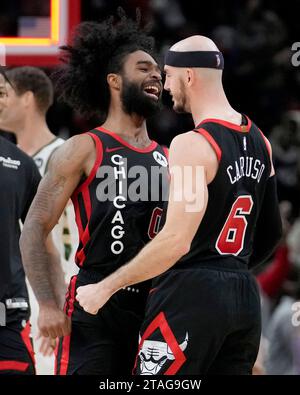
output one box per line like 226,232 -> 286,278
20,10 -> 168,374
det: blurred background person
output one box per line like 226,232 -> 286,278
0,66 -> 78,374
0,68 -> 59,375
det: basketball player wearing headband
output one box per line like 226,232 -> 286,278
76,35 -> 282,374
20,11 -> 168,375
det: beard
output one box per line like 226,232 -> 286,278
173,99 -> 186,113
173,79 -> 188,113
121,77 -> 162,118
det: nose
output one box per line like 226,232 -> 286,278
151,69 -> 162,81
164,78 -> 170,92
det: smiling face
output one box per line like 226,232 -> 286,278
0,75 -> 26,132
164,65 -> 190,113
119,50 -> 163,118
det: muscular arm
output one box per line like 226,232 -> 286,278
45,235 -> 66,308
20,134 -> 95,306
76,132 -> 218,314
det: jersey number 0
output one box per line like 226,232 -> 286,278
148,207 -> 163,239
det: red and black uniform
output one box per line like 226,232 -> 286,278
55,127 -> 169,375
0,136 -> 41,375
135,115 -> 282,375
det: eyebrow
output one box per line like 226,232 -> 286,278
136,61 -> 161,71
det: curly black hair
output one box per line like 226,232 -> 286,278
54,8 -> 155,119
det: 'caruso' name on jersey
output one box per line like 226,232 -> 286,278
227,156 -> 265,184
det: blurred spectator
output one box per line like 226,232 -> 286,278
264,268 -> 300,375
270,111 -> 300,216
255,198 -> 300,374
256,201 -> 293,335
288,217 -> 300,268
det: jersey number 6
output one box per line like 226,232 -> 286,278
215,195 -> 253,256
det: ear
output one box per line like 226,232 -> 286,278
107,73 -> 121,91
22,91 -> 34,107
186,69 -> 194,87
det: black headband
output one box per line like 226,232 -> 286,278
165,50 -> 224,69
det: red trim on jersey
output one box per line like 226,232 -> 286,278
162,146 -> 169,159
195,127 -> 222,162
0,361 -> 29,372
59,335 -> 71,376
258,129 -> 272,160
72,193 -> 87,266
20,321 -> 35,368
72,194 -> 84,242
72,133 -> 103,267
73,174 -> 92,267
74,132 -> 103,195
76,248 -> 86,267
67,276 -> 77,318
72,194 -> 87,266
59,275 -> 77,375
134,312 -> 186,375
82,187 -> 92,227
76,187 -> 92,267
55,280 -> 72,374
199,115 -> 252,133
96,127 -> 158,153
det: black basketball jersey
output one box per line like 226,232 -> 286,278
0,136 -> 41,302
177,115 -> 272,268
72,127 -> 169,276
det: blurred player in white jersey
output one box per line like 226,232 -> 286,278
0,66 -> 78,374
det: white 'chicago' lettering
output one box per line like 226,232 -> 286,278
111,154 -> 126,255
227,156 -> 265,184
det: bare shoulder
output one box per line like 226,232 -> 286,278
50,134 -> 95,163
170,131 -> 216,164
48,133 -> 96,174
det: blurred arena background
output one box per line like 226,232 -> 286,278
1,0 -> 300,375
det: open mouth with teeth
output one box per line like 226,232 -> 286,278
143,85 -> 161,100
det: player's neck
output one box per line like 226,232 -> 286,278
16,115 -> 55,156
191,90 -> 241,127
102,110 -> 151,146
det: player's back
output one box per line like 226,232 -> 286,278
177,114 -> 272,269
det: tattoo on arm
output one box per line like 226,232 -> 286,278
20,172 -> 68,303
20,135 -> 94,305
